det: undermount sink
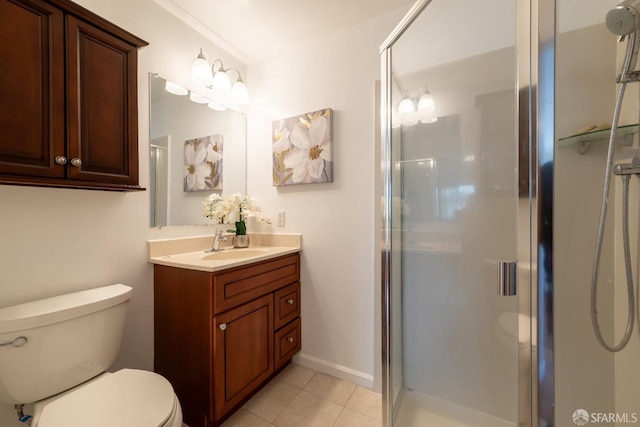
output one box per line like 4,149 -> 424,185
202,249 -> 269,261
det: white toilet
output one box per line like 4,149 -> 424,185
0,284 -> 182,427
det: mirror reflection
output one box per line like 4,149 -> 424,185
149,73 -> 247,227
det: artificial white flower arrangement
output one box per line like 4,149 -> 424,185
202,193 -> 271,235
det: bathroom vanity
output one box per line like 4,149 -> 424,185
149,235 -> 301,426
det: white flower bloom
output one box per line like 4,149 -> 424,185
273,120 -> 291,153
284,115 -> 331,183
202,194 -> 225,223
206,144 -> 223,163
184,142 -> 211,190
202,193 -> 271,227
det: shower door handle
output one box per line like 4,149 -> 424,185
497,261 -> 517,296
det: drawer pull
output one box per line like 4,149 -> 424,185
219,323 -> 227,331
70,158 -> 82,167
287,299 -> 294,305
287,337 -> 294,343
55,156 -> 67,165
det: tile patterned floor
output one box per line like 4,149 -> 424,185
219,363 -> 382,427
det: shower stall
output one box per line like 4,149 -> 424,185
380,0 -> 640,426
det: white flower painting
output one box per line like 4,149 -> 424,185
184,134 -> 223,192
272,108 -> 333,186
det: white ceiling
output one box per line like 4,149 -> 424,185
154,0 -> 414,63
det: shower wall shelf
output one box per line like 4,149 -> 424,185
556,123 -> 638,154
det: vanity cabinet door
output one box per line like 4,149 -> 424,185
0,0 -> 65,178
65,15 -> 140,186
213,294 -> 274,419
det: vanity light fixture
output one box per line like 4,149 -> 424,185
398,93 -> 415,114
191,49 -> 249,105
211,59 -> 231,92
191,49 -> 214,86
230,74 -> 249,105
417,88 -> 437,124
396,87 -> 437,126
189,91 -> 210,104
164,80 -> 188,96
418,90 -> 435,113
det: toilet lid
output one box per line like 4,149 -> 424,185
37,369 -> 176,427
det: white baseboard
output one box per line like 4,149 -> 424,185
293,352 -> 374,389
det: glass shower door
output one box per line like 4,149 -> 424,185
381,0 -> 527,426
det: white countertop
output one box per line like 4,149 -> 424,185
148,233 -> 301,272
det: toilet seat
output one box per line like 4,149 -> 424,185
34,369 -> 178,427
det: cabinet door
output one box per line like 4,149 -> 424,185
66,15 -> 139,185
0,0 -> 65,178
213,294 -> 274,419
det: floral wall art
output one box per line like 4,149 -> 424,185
272,108 -> 333,186
184,134 -> 223,192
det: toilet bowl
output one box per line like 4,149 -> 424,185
32,370 -> 182,427
0,284 -> 182,427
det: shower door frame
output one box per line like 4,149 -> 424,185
379,0 -> 556,426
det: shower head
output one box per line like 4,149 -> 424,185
607,0 -> 640,36
607,0 -> 640,82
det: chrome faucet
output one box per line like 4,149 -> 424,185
206,229 -> 227,252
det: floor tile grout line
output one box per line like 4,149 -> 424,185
345,405 -> 385,424
240,382 -> 299,425
247,365 -> 316,426
330,406 -> 347,427
301,371 -> 359,407
344,384 -> 357,406
226,364 -> 383,426
269,381 -> 304,426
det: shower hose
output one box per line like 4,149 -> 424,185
590,80 -> 637,352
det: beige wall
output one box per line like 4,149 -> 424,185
245,7 -> 408,389
0,1 -> 245,425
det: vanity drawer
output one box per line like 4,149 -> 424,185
275,317 -> 301,370
274,282 -> 300,329
213,253 -> 300,314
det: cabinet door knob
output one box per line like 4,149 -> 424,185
287,299 -> 294,305
55,156 -> 67,165
287,337 -> 294,343
219,323 -> 227,331
70,158 -> 82,167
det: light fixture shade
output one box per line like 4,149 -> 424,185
191,51 -> 213,86
231,80 -> 249,104
208,101 -> 227,111
398,96 -> 415,114
189,91 -> 210,104
164,80 -> 188,96
212,70 -> 231,92
418,92 -> 435,113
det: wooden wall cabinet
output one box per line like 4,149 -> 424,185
154,253 -> 302,427
0,0 -> 147,191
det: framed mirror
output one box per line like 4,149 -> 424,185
149,73 -> 247,227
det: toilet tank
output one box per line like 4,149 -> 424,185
0,284 -> 132,404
